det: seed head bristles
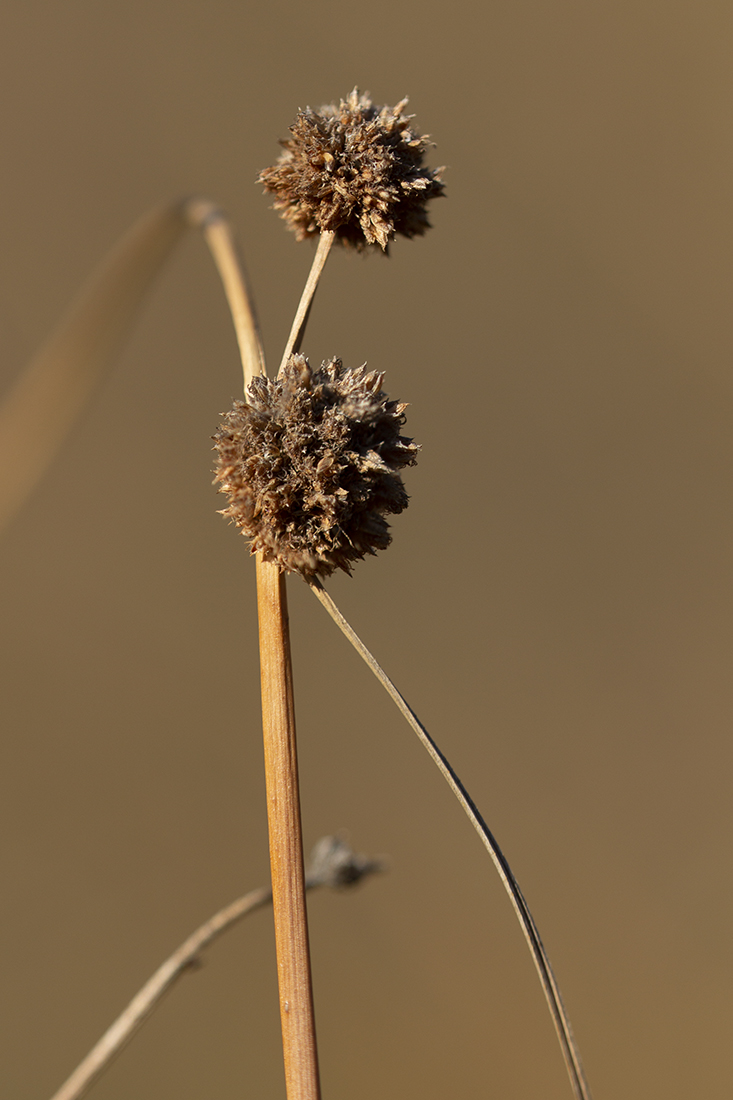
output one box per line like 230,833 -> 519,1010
214,355 -> 419,577
259,89 -> 444,251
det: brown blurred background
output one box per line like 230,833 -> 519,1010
1,1 -> 732,1097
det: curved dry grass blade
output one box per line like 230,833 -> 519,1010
0,197 -> 264,536
278,230 -> 335,376
308,578 -> 593,1100
184,198 -> 266,388
48,837 -> 380,1100
0,201 -> 190,533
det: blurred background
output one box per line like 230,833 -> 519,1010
1,1 -> 732,1097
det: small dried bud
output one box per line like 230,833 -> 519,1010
258,89 -> 444,251
213,356 -> 419,577
306,836 -> 384,889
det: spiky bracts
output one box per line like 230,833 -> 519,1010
259,89 -> 444,251
214,356 -> 419,577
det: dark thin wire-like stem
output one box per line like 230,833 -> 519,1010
308,578 -> 593,1100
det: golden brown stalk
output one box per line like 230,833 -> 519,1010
191,196 -> 321,1098
256,557 -> 321,1100
0,189 -> 323,1097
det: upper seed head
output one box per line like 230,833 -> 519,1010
258,89 -> 444,251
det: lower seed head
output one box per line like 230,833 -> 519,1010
213,355 -> 419,578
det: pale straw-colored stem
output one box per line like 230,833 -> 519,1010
49,885 -> 272,1100
183,198 -> 266,388
49,838 -> 378,1100
257,558 -> 321,1100
309,578 -> 593,1100
0,197 -> 264,536
278,230 -> 335,376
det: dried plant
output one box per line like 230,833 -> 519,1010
0,91 -> 595,1100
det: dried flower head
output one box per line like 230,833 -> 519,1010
214,355 -> 419,577
258,89 -> 444,251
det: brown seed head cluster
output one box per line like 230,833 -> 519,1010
258,89 -> 444,251
213,356 -> 419,577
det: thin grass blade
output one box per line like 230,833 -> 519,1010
309,578 -> 593,1100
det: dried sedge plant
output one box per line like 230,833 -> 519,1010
217,88 -> 590,1100
0,89 -> 594,1100
233,90 -> 444,1100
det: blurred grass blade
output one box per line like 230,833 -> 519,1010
0,200 -> 191,533
0,197 -> 265,535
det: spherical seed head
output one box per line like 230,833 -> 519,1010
258,89 -> 445,251
213,356 -> 419,577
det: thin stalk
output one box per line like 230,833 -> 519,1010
183,198 -> 266,387
48,885 -> 272,1100
257,559 -> 321,1100
309,578 -> 593,1100
278,230 -> 335,375
49,837 -> 379,1100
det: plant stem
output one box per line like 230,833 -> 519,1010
196,196 -> 322,1097
48,885 -> 272,1100
278,230 -> 335,375
48,838 -> 378,1100
309,578 -> 593,1100
2,196 -> 321,1094
191,198 -> 323,1096
183,198 -> 266,386
257,557 -> 321,1100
